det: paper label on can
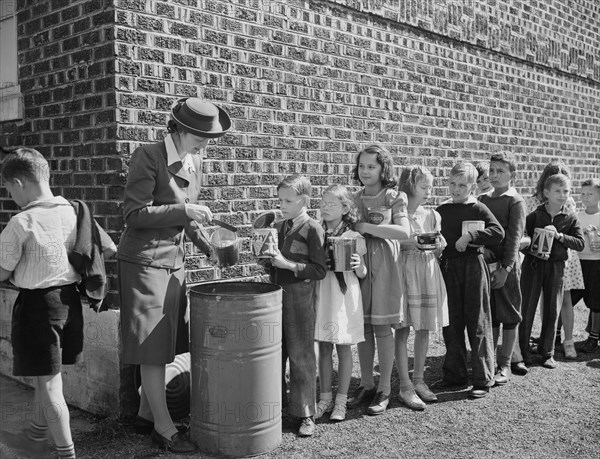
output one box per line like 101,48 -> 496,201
252,228 -> 278,258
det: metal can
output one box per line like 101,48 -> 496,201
252,228 -> 278,258
367,206 -> 391,225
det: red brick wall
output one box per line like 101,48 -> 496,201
2,0 -> 600,307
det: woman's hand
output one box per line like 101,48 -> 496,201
185,204 -> 213,224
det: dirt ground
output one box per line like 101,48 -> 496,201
1,301 -> 599,459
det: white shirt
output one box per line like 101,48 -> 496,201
0,196 -> 81,289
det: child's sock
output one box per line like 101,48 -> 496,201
56,443 -> 76,458
357,331 -> 376,390
27,422 -> 48,442
334,393 -> 348,404
319,392 -> 333,403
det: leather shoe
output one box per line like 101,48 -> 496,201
150,429 -> 198,454
493,366 -> 510,386
469,386 -> 489,398
347,386 -> 377,408
298,417 -> 315,437
134,416 -> 188,436
542,357 -> 557,369
511,361 -> 528,375
366,392 -> 390,416
398,388 -> 426,411
413,382 -> 438,403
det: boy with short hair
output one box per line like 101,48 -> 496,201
0,148 -> 115,459
571,178 -> 600,353
266,175 -> 327,437
478,152 -> 526,386
519,174 -> 584,369
435,162 -> 505,398
475,162 -> 493,196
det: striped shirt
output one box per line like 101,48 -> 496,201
0,196 -> 81,289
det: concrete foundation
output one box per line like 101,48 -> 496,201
0,287 -> 120,417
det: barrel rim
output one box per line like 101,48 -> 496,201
190,281 -> 281,296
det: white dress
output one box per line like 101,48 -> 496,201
315,230 -> 367,344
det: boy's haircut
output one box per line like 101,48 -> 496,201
581,178 -> 600,191
534,160 -> 570,202
277,174 -> 312,197
450,161 -> 478,184
490,151 -> 518,175
1,148 -> 49,183
474,162 -> 489,178
352,144 -> 397,189
323,184 -> 359,226
398,165 -> 433,198
544,173 -> 570,191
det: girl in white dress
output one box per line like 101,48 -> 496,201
395,166 -> 448,410
315,185 -> 367,422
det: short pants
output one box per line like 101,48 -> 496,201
12,283 -> 83,376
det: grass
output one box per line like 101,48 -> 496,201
2,302 -> 599,459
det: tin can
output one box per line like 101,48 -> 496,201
531,228 -> 555,256
416,232 -> 440,251
252,228 -> 278,258
367,206 -> 391,225
328,237 -> 357,272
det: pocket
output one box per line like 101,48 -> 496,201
118,228 -> 159,262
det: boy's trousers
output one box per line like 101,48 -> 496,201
440,253 -> 495,387
519,256 -> 565,359
281,280 -> 317,418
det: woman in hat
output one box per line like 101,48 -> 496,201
117,98 -> 231,453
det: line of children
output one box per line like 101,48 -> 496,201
3,147 -> 597,451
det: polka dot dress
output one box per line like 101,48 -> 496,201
564,248 -> 584,291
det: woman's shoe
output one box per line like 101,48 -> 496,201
398,388 -> 426,411
150,429 -> 198,454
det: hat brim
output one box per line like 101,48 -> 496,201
172,104 -> 231,139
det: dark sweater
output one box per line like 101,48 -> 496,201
479,189 -> 526,269
437,197 -> 505,259
524,205 -> 584,261
269,214 -> 327,284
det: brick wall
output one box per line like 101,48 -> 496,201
2,0 -> 600,300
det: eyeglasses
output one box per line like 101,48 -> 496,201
318,200 -> 341,209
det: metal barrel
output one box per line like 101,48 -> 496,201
190,282 -> 282,457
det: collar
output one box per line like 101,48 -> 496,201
165,134 -> 196,173
439,195 -> 478,206
22,195 -> 71,210
485,187 -> 518,198
289,211 -> 309,231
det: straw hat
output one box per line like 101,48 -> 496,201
170,98 -> 231,138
